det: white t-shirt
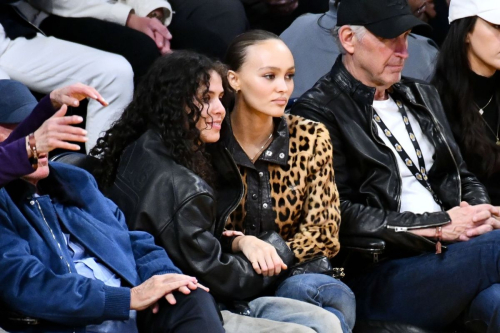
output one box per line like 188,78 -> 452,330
372,96 -> 442,214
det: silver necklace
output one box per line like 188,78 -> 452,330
475,95 -> 500,146
231,117 -> 274,163
248,132 -> 273,163
474,95 -> 494,115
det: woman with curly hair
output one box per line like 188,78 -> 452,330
91,51 -> 343,333
432,0 -> 500,205
221,30 -> 355,333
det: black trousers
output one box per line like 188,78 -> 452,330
138,289 -> 224,333
40,16 -> 159,85
242,0 -> 329,35
40,15 -> 229,86
168,0 -> 249,46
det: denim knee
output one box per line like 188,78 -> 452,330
275,273 -> 356,331
277,274 -> 355,304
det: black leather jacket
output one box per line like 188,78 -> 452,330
106,130 -> 294,301
291,56 -> 490,257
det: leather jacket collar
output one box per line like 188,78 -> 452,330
331,56 -> 376,107
331,55 -> 421,109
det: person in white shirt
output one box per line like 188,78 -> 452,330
292,0 -> 500,331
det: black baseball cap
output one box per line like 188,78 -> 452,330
336,0 -> 431,39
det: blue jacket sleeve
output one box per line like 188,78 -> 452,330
0,192 -> 131,326
107,198 -> 182,282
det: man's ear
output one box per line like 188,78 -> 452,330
227,70 -> 240,92
339,25 -> 356,54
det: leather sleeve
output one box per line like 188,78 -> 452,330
159,193 -> 292,301
292,99 -> 450,253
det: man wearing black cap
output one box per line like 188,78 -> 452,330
292,0 -> 500,329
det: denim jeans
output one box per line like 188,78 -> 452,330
222,296 -> 342,333
275,273 -> 356,333
346,229 -> 500,332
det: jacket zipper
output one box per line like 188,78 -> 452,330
34,200 -> 72,273
386,221 -> 450,232
217,148 -> 245,235
369,105 -> 402,212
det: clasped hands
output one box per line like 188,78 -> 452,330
412,202 -> 500,242
444,202 -> 500,241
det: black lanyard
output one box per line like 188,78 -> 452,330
373,100 -> 442,206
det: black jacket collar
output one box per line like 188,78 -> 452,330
330,55 -> 420,108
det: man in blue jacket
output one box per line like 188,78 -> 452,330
0,157 -> 224,332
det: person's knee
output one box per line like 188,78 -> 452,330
277,273 -> 355,302
92,53 -> 134,95
276,274 -> 326,300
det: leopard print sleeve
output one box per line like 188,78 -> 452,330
286,121 -> 341,262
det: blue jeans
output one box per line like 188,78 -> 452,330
346,229 -> 500,332
275,273 -> 356,333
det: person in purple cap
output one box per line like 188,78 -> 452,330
291,0 -> 500,330
0,80 -> 104,187
433,0 -> 500,208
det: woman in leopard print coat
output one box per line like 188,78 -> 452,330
221,30 -> 356,333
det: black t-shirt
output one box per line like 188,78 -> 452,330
467,71 -> 500,205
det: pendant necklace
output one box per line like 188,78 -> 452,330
475,95 -> 500,146
231,117 -> 274,163
248,132 -> 273,163
475,95 -> 494,115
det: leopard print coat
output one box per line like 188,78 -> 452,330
226,114 -> 341,262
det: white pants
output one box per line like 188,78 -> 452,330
222,297 -> 342,333
0,29 -> 134,151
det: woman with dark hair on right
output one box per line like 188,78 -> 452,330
432,0 -> 500,205
92,50 -> 342,333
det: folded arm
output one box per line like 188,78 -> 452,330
161,194 -> 293,300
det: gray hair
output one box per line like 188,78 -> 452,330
332,25 -> 367,55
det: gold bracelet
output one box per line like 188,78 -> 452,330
28,133 -> 38,170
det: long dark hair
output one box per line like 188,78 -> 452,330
432,16 -> 500,176
91,51 -> 227,187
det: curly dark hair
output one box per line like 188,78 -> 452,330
90,51 -> 227,187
